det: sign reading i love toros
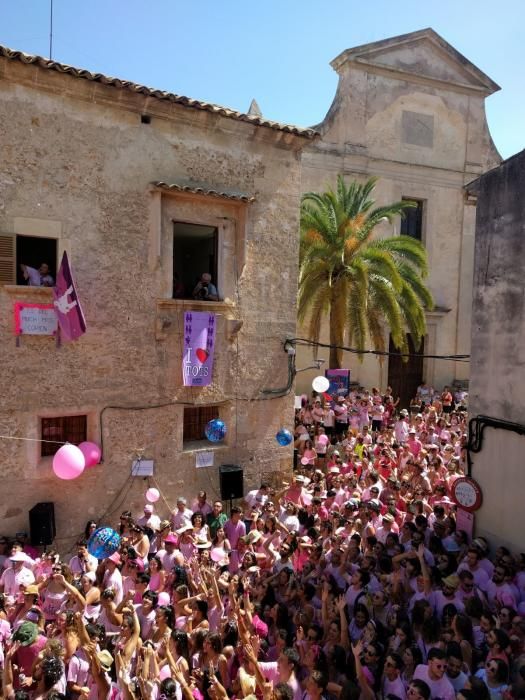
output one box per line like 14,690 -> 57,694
452,477 -> 483,512
182,311 -> 216,386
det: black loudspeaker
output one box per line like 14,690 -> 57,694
219,465 -> 244,500
29,502 -> 56,546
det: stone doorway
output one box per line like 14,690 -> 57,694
387,334 -> 424,409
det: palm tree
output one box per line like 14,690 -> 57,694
298,176 -> 433,369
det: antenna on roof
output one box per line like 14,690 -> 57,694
49,0 -> 53,59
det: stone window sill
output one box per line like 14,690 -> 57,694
182,441 -> 228,454
157,298 -> 235,312
2,285 -> 53,299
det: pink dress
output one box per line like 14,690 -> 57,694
149,572 -> 162,592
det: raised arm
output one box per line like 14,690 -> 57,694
417,543 -> 432,595
350,640 -> 375,700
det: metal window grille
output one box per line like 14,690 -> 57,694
183,406 -> 219,443
41,415 -> 87,457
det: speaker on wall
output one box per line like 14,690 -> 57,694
29,502 -> 56,546
219,464 -> 244,501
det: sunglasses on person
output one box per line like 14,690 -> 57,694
52,566 -> 62,572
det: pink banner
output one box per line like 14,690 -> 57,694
182,312 -> 216,386
53,252 -> 87,342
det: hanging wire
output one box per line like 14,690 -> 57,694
289,338 -> 470,362
0,435 -> 67,444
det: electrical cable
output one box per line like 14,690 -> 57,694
288,337 -> 470,362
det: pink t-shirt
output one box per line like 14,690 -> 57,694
413,664 -> 455,700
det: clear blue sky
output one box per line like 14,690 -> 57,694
1,0 -> 523,159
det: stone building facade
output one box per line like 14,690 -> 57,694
296,29 -> 501,404
0,47 -> 315,545
466,150 -> 525,551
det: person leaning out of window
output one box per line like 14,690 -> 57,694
192,273 -> 218,301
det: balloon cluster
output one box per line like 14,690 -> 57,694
52,441 -> 102,481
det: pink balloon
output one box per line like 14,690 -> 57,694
159,665 -> 172,681
53,444 -> 85,480
211,546 -> 228,563
301,457 -> 310,466
78,441 -> 102,468
146,487 -> 160,503
157,592 -> 170,606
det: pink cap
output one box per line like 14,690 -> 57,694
144,505 -> 153,513
107,552 -> 121,565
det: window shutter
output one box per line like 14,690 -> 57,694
0,234 -> 15,285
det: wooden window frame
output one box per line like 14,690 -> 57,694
41,415 -> 87,457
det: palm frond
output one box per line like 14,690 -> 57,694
298,175 -> 433,367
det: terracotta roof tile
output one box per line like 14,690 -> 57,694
0,45 -> 318,139
152,182 -> 256,203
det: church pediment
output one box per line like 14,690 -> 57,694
331,28 -> 500,95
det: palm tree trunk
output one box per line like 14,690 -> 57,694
329,293 -> 343,369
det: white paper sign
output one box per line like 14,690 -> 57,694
17,305 -> 58,335
196,451 -> 214,468
131,459 -> 154,476
294,396 -> 303,410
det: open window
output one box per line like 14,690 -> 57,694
173,222 -> 218,299
401,199 -> 424,241
0,233 -> 57,285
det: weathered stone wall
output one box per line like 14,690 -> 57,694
468,150 -> 525,550
296,32 -> 500,394
0,58 -> 306,550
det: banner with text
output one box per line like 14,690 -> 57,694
14,302 -> 58,337
182,311 -> 216,386
325,369 -> 350,400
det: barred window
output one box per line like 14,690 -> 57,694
41,415 -> 87,457
183,406 -> 219,443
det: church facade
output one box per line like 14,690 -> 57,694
296,29 -> 500,403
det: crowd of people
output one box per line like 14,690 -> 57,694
1,382 -> 525,700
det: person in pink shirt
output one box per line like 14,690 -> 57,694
281,475 -> 307,506
223,506 -> 246,550
407,429 -> 422,457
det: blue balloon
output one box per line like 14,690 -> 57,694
205,418 -> 227,442
276,428 -> 293,446
87,527 -> 121,559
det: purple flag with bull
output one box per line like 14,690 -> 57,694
182,311 -> 216,386
53,252 -> 87,342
